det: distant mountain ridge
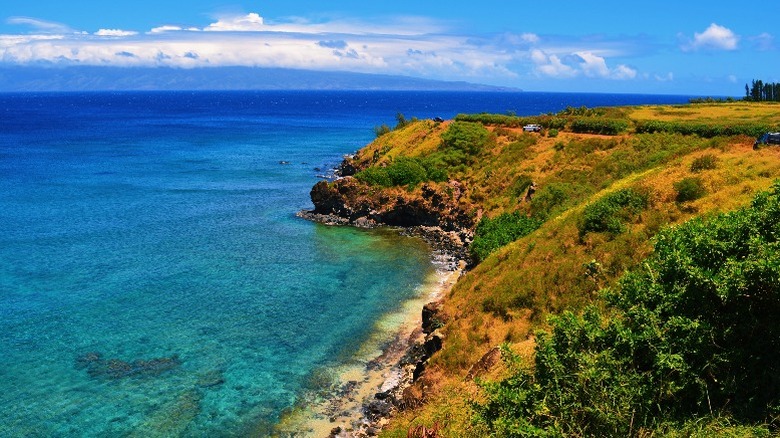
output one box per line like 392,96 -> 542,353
0,66 -> 519,92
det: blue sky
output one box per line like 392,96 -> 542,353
1,0 -> 777,95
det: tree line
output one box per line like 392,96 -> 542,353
745,79 -> 780,102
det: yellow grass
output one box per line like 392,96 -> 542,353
629,101 -> 780,125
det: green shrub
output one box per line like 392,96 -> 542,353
635,120 -> 772,138
471,212 -> 543,262
455,113 -> 522,126
690,154 -> 718,172
419,157 -> 448,183
541,117 -> 568,130
374,124 -> 391,137
354,156 -> 447,187
560,104 -> 596,116
385,156 -> 428,186
570,117 -> 629,135
476,183 -> 780,435
354,166 -> 392,186
440,121 -> 495,158
548,128 -> 559,138
674,177 -> 707,202
454,113 -> 567,130
578,188 -> 649,237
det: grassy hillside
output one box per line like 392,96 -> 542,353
333,102 -> 780,436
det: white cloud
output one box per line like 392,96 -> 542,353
611,64 -> 637,80
0,11 -> 646,85
531,49 -> 577,78
575,51 -> 611,77
683,23 -> 738,51
654,72 -> 674,82
520,33 -> 540,44
0,12 -> 516,81
531,49 -> 636,80
149,25 -> 184,33
95,29 -> 138,37
205,13 -> 264,32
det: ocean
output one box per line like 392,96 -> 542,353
0,90 -> 693,436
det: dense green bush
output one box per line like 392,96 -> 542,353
635,120 -> 771,138
690,154 -> 718,172
354,156 -> 446,187
471,212 -> 543,262
541,117 -> 568,130
455,113 -> 522,126
354,166 -> 393,186
674,177 -> 707,202
556,105 -> 629,118
476,184 -> 780,436
454,113 -> 567,130
440,121 -> 495,157
578,188 -> 649,237
570,117 -> 629,135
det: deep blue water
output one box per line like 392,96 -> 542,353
0,90 -> 693,436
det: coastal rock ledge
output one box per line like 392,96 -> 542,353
297,176 -> 475,266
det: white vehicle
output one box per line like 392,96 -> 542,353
523,124 -> 542,132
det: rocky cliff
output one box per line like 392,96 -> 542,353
299,173 -> 477,266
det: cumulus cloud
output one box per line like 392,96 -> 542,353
682,23 -> 739,51
531,49 -> 577,78
531,49 -> 636,80
611,64 -> 638,80
205,13 -> 264,32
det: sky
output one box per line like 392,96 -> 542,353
1,0 -> 777,95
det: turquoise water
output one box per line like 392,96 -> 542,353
0,91 -> 693,436
0,92 -> 438,436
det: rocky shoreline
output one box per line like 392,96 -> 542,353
297,211 -> 470,271
297,209 -> 465,437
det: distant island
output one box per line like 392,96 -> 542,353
0,66 -> 520,92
